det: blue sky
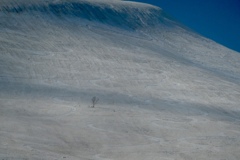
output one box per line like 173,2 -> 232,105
133,0 -> 240,53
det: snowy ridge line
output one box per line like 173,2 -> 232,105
0,0 -> 172,29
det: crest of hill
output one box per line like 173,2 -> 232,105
0,0 -> 174,30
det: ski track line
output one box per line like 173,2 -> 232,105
94,154 -> 112,160
33,105 -> 78,119
88,124 -> 163,144
51,105 -> 77,119
151,120 -> 187,131
3,47 -> 74,57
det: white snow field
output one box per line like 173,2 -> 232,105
0,0 -> 240,159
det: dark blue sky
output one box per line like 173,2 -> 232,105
133,0 -> 240,53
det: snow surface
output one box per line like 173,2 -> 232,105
0,0 -> 240,159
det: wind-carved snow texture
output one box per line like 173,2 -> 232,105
0,0 -> 172,29
0,0 -> 240,160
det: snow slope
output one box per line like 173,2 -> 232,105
0,0 -> 240,159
